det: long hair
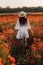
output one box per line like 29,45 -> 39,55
19,17 -> 27,26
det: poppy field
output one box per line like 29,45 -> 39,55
0,13 -> 43,65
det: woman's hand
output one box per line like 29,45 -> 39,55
31,32 -> 34,36
28,29 -> 34,36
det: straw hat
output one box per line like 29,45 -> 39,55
18,11 -> 27,17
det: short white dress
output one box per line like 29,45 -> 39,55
15,19 -> 31,39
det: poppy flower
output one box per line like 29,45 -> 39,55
32,47 -> 36,52
33,38 -> 36,43
9,57 -> 16,63
41,46 -> 43,52
8,55 -> 16,63
3,43 -> 8,48
0,33 -> 2,36
0,63 -> 3,65
14,40 -> 17,43
30,60 -> 34,64
0,58 -> 2,62
4,48 -> 9,54
10,63 -> 16,65
26,55 -> 30,59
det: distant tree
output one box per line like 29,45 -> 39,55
0,6 -> 43,13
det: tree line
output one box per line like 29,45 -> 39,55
0,6 -> 43,13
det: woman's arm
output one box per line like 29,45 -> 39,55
15,19 -> 20,30
28,29 -> 34,36
27,19 -> 34,36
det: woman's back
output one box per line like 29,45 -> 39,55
19,17 -> 27,26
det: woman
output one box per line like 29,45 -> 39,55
15,11 -> 34,48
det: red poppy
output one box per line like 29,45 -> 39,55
1,35 -> 7,39
0,58 -> 2,62
30,60 -> 34,64
37,39 -> 41,42
36,42 -> 40,48
14,40 -> 17,43
4,48 -> 9,54
0,63 -> 3,65
40,27 -> 43,30
0,33 -> 2,36
26,56 -> 30,59
32,47 -> 36,52
33,38 -> 36,43
8,55 -> 16,63
10,63 -> 16,65
9,57 -> 16,63
41,46 -> 43,52
3,43 -> 8,48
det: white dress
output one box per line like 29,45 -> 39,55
15,19 -> 31,39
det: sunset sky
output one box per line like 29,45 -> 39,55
0,0 -> 43,8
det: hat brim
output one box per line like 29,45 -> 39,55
18,11 -> 27,17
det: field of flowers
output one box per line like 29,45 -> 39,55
0,13 -> 43,65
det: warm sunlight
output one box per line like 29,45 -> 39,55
0,0 -> 43,8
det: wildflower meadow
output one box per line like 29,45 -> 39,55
0,13 -> 43,65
